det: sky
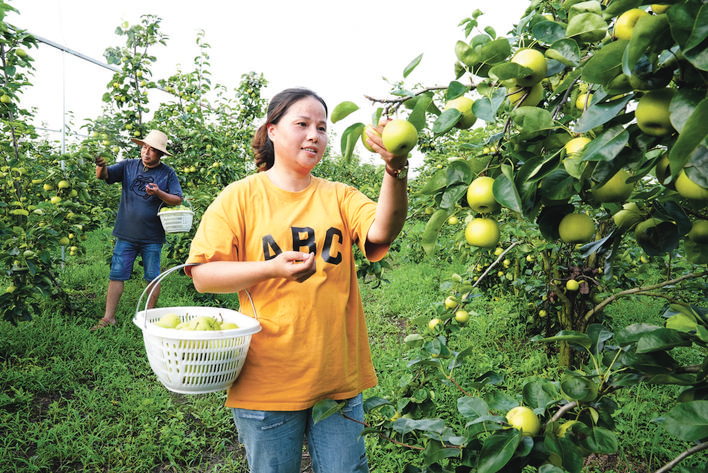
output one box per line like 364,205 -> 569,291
13,0 -> 531,159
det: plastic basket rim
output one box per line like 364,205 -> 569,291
158,209 -> 194,217
134,306 -> 261,340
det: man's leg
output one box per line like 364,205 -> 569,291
146,280 -> 161,310
141,243 -> 164,310
92,239 -> 136,330
104,280 -> 124,324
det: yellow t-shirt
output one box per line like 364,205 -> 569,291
187,172 -> 388,410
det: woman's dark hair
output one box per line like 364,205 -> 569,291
252,88 -> 328,171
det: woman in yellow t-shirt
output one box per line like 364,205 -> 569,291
187,88 -> 409,472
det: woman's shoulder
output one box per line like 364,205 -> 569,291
217,172 -> 267,196
311,176 -> 355,193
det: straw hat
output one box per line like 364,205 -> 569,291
131,129 -> 172,156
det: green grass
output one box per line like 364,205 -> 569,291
1,229 -> 707,472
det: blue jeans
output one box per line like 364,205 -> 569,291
108,238 -> 162,281
231,394 -> 369,473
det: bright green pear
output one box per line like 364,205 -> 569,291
361,124 -> 380,152
382,120 -> 418,157
676,171 -> 708,201
592,169 -> 634,203
444,96 -> 477,129
559,213 -> 595,243
635,88 -> 675,136
511,49 -> 547,86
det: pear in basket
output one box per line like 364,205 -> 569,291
220,322 -> 239,330
177,315 -> 220,331
154,313 -> 181,329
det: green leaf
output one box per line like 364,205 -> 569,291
602,0 -> 642,18
479,38 -> 512,65
618,350 -> 680,375
522,379 -> 558,409
447,158 -> 473,186
532,330 -> 592,349
510,107 -> 555,138
568,0 -> 603,17
560,373 -> 598,402
586,324 -> 614,356
685,239 -> 708,265
392,417 -> 446,435
489,62 -> 536,83
683,4 -> 708,71
417,168 -> 448,195
472,86 -> 507,122
540,169 -> 578,201
545,38 -> 581,67
615,323 -> 662,345
636,328 -> 692,353
312,399 -> 345,423
666,312 -> 698,333
330,101 -> 359,124
580,125 -> 628,162
458,396 -> 491,420
423,439 -> 462,464
408,93 -> 432,132
433,108 -> 462,134
440,184 -> 467,212
403,333 -> 424,347
661,401 -> 708,441
477,430 -> 521,473
518,151 -> 562,184
581,40 -> 628,86
671,88 -> 706,134
625,14 -> 672,73
421,209 -> 450,255
532,20 -> 567,44
669,97 -> 708,172
403,53 -> 423,78
363,396 -> 391,413
635,221 -> 681,257
584,426 -> 619,454
668,2 -> 699,48
565,12 -> 607,44
446,81 -> 469,100
563,153 -> 587,179
340,122 -> 365,162
574,95 -> 633,133
493,167 -> 523,215
455,40 -> 478,68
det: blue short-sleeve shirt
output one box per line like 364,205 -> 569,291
105,158 -> 183,244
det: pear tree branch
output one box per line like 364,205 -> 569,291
583,271 -> 708,324
655,441 -> 708,473
365,84 -> 477,116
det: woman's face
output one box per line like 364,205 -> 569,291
268,96 -> 328,173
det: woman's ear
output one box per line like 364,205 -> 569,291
266,123 -> 275,142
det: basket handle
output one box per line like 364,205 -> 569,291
136,263 -> 257,329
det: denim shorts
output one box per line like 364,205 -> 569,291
108,238 -> 162,282
231,393 -> 369,473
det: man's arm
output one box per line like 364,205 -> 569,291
145,182 -> 183,206
94,156 -> 108,180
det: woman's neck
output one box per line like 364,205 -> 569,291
265,166 -> 312,192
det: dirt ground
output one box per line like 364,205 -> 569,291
584,453 -> 650,473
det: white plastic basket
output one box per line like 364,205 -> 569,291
158,201 -> 194,233
133,264 -> 260,394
